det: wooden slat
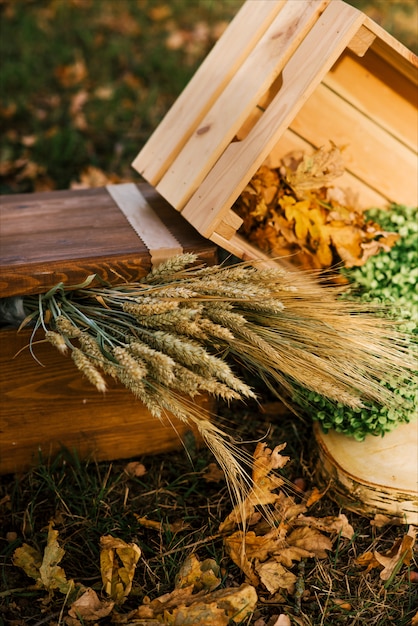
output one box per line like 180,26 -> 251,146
0,328 -> 208,474
364,15 -> 418,83
0,184 -> 217,298
289,83 -> 417,206
155,0 -> 330,211
132,0 -> 287,186
181,1 -> 366,237
324,49 -> 417,151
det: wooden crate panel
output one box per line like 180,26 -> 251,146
132,0 -> 288,186
0,329 -> 209,475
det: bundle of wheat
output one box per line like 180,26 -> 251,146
18,254 -> 416,508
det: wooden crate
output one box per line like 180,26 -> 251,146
132,0 -> 417,263
0,183 -> 217,474
131,0 -> 418,518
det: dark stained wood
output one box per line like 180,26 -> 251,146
0,183 -> 217,297
0,328 -> 208,475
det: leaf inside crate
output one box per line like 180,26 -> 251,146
233,145 -> 399,271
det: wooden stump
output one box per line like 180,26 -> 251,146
314,420 -> 418,525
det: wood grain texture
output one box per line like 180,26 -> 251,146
131,0 -> 289,185
181,1 -> 366,237
133,0 -> 417,264
155,0 -> 330,211
0,328 -> 210,475
0,183 -> 217,297
314,421 -> 418,524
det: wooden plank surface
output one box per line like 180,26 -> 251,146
324,49 -> 417,151
0,328 -> 209,475
289,83 -> 417,206
132,0 -> 288,186
0,183 -> 217,298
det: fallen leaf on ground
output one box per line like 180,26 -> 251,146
68,588 -> 114,620
294,514 -> 354,539
175,554 -> 221,592
203,462 -> 225,483
13,522 -> 76,595
134,514 -> 191,533
356,526 -> 416,581
374,526 -> 416,581
100,535 -> 141,604
272,615 -> 292,626
220,443 -> 344,595
370,513 -> 405,528
124,461 -> 147,477
256,560 -> 297,594
133,553 -> 257,624
13,543 -> 43,581
219,443 -> 289,532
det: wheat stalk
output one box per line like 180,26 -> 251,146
20,254 -> 417,512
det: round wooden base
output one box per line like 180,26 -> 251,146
314,420 -> 418,525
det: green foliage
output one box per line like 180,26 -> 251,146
301,204 -> 418,440
0,0 -> 241,192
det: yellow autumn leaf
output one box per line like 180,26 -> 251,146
13,544 -> 43,582
166,584 -> 257,625
283,199 -> 311,241
133,554 -> 257,624
175,554 -> 221,592
99,535 -> 141,604
38,523 -> 74,594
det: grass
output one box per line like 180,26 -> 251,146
0,1 -> 417,624
1,404 -> 416,625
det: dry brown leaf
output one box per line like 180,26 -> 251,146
134,514 -> 190,534
234,146 -> 399,270
68,588 -> 114,620
285,144 -> 345,194
175,554 -> 221,592
255,559 -> 297,594
100,535 -> 141,604
374,526 -> 416,581
305,487 -> 325,508
168,584 -> 257,625
295,514 -> 354,539
355,550 -> 380,572
411,610 -> 418,626
203,462 -> 225,483
54,58 -> 88,87
124,461 -> 147,477
219,443 -> 289,533
133,554 -> 256,624
370,514 -> 405,528
286,526 -> 332,559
